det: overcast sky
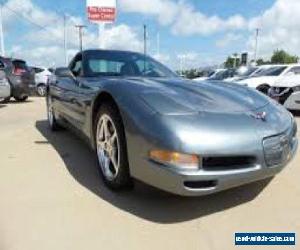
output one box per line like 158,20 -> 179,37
2,0 -> 298,69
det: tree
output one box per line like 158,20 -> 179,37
271,50 -> 298,64
256,58 -> 270,66
224,56 -> 240,69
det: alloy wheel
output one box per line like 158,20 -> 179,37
96,114 -> 120,181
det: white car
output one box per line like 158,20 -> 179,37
32,67 -> 52,96
194,69 -> 225,82
0,70 -> 11,103
237,64 -> 300,94
224,66 -> 258,82
267,65 -> 300,110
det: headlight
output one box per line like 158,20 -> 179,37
149,150 -> 200,169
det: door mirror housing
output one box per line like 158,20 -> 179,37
55,67 -> 75,79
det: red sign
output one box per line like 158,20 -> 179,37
87,6 -> 116,22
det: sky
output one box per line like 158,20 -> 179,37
1,0 -> 299,69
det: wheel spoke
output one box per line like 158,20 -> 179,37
110,131 -> 117,144
103,118 -> 110,140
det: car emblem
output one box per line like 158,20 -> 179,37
251,111 -> 267,121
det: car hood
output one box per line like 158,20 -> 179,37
238,76 -> 277,88
120,77 -> 270,115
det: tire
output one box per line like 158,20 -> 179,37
46,95 -> 60,131
37,84 -> 47,97
256,84 -> 270,95
0,97 -> 10,103
94,102 -> 132,190
14,96 -> 28,102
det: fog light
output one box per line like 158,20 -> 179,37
149,150 -> 200,169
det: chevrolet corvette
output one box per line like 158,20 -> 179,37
46,50 -> 298,196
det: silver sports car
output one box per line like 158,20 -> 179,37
47,50 -> 298,196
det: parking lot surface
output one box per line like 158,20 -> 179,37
0,98 -> 299,250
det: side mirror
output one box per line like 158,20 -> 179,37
55,67 -> 74,78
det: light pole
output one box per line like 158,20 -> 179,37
75,25 -> 87,52
254,28 -> 260,62
0,3 -> 5,56
63,14 -> 68,65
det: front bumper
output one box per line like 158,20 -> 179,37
284,91 -> 300,110
135,138 -> 297,196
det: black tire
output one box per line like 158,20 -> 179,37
94,102 -> 132,190
0,97 -> 10,103
37,84 -> 47,97
14,95 -> 28,102
256,84 -> 270,95
46,95 -> 61,131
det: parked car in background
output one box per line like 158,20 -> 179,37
47,49 -> 297,196
267,65 -> 300,110
194,69 -> 236,82
0,70 -> 11,103
224,66 -> 258,82
0,57 -> 33,102
193,70 -> 217,81
31,66 -> 52,96
237,64 -> 300,94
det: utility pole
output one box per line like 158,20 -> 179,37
143,24 -> 147,56
63,14 -> 68,65
143,24 -> 147,72
254,28 -> 260,63
0,3 -> 5,56
75,25 -> 86,52
156,32 -> 160,58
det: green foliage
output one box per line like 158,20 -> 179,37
224,56 -> 240,69
255,58 -> 271,65
177,69 -> 203,79
270,50 -> 298,64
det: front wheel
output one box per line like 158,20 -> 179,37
256,84 -> 270,95
94,103 -> 132,190
37,84 -> 47,97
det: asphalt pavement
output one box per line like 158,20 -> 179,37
0,97 -> 299,250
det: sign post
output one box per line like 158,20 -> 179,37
86,0 -> 117,49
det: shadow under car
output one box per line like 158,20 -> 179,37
35,120 -> 272,224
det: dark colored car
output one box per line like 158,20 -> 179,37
0,57 -> 33,102
46,50 -> 297,196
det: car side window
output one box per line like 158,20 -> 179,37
0,60 -> 5,69
70,57 -> 83,77
287,67 -> 300,75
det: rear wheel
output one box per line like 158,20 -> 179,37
14,96 -> 28,102
47,95 -> 60,131
0,97 -> 10,103
94,103 -> 132,190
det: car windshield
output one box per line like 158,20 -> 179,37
237,67 -> 257,77
209,69 -> 235,80
84,51 -> 178,78
255,66 -> 287,77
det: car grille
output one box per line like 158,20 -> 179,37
202,156 -> 256,171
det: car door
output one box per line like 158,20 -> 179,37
57,54 -> 86,129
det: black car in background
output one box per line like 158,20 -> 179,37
0,57 -> 34,102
